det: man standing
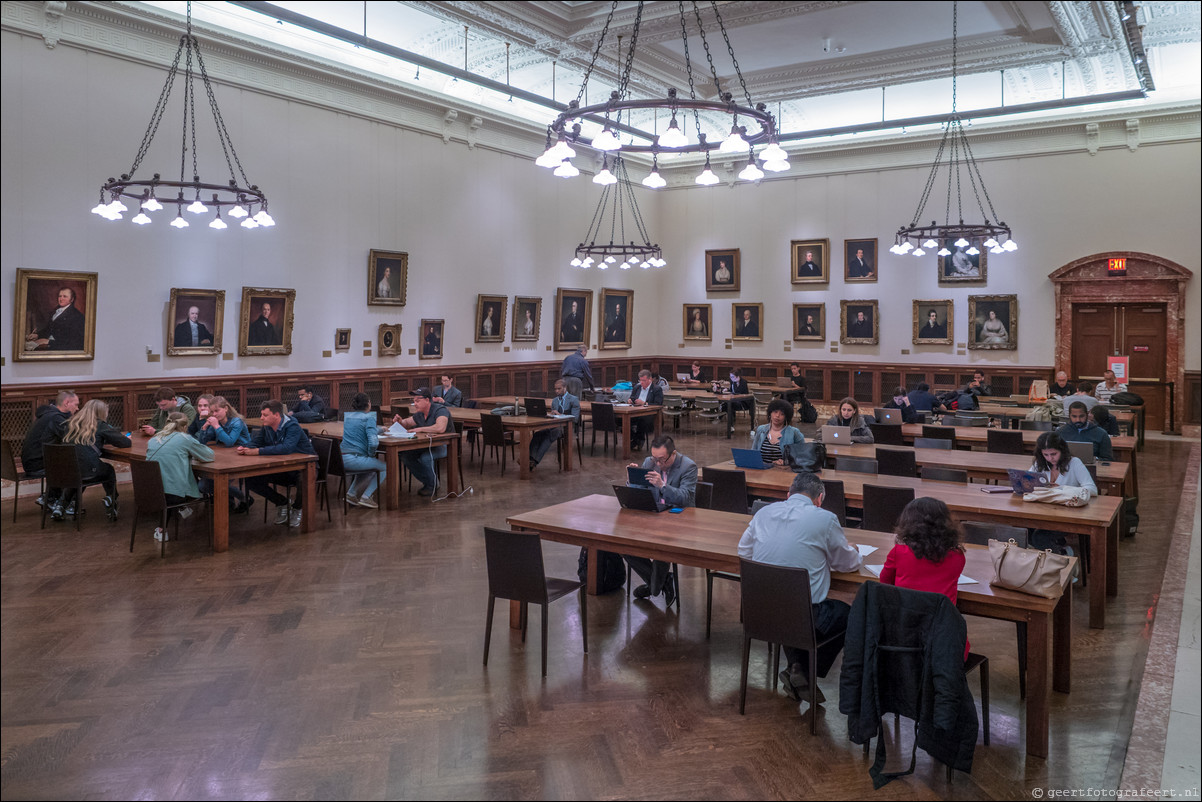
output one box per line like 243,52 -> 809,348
292,387 -> 327,423
393,388 -> 451,497
247,302 -> 280,346
624,435 -> 697,606
1094,369 -> 1128,404
238,399 -> 317,528
848,248 -> 874,279
738,471 -> 863,702
528,379 -> 580,471
26,287 -> 86,351
629,369 -> 663,450
141,387 -> 198,435
173,306 -> 214,348
560,300 -> 583,343
434,374 -> 462,407
920,309 -> 946,338
560,344 -> 594,398
1057,401 -> 1114,460
21,389 -> 79,507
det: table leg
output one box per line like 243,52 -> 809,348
1088,524 -> 1107,629
384,447 -> 400,511
586,546 -> 599,594
562,420 -> 575,472
725,400 -> 734,439
1106,517 -> 1119,598
301,462 -> 316,533
1026,609 -> 1050,759
653,410 -> 662,436
1053,585 -> 1072,693
518,429 -> 533,480
446,438 -> 462,494
212,476 -> 230,553
621,419 -> 633,460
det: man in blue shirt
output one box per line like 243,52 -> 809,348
238,399 -> 317,527
560,344 -> 594,399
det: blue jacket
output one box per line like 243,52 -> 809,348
340,411 -> 379,458
251,415 -> 316,456
560,352 -> 594,389
751,424 -> 805,452
197,416 -> 251,448
1055,421 -> 1113,461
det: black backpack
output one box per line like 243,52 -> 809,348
577,548 -> 627,594
1110,391 -> 1143,406
799,398 -> 819,424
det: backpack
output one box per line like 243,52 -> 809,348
1110,391 -> 1143,406
799,398 -> 819,424
577,548 -> 627,594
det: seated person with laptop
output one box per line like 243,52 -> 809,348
819,398 -> 874,444
527,379 -> 581,472
621,435 -> 697,606
750,399 -> 804,466
1056,401 -> 1113,461
629,370 -> 664,450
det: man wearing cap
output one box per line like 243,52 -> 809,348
393,387 -> 451,497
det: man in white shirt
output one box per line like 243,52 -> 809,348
1094,369 -> 1128,404
738,471 -> 862,702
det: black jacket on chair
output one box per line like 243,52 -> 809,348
839,582 -> 978,788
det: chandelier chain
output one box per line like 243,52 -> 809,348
959,123 -> 1002,223
183,34 -> 196,183
195,41 -> 253,187
710,1 -> 754,108
676,1 -> 705,141
573,1 -> 618,109
692,2 -> 724,100
907,122 -> 952,227
127,39 -> 185,179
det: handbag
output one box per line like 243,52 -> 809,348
1023,486 -> 1092,507
783,442 -> 826,473
987,538 -> 1076,599
1028,379 -> 1049,402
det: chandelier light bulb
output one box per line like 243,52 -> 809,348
642,169 -> 666,189
107,198 -> 128,215
619,261 -> 632,269
604,255 -> 617,264
937,247 -> 951,257
655,258 -> 667,268
1002,239 -> 1018,251
91,201 -> 110,217
695,166 -> 720,186
718,127 -> 748,154
889,244 -> 901,254
659,118 -> 688,149
738,159 -> 764,181
570,257 -> 583,267
553,161 -> 580,178
132,212 -> 152,225
593,166 -> 617,185
923,239 -> 939,249
759,142 -> 787,162
982,237 -> 998,248
966,246 -> 980,255
582,256 -> 594,267
228,205 -> 248,218
954,237 -> 969,248
899,242 -> 914,253
535,148 -> 563,168
762,158 -> 790,173
142,197 -> 163,212
209,214 -> 228,230
187,198 -> 208,214
912,247 -> 926,257
596,262 -> 608,270
253,210 -> 275,227
241,217 -> 259,229
991,246 -> 1005,254
592,127 -> 621,151
640,261 -> 651,269
170,214 -> 189,229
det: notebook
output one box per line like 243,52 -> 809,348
819,425 -> 852,444
731,448 -> 770,470
1007,468 -> 1050,495
612,484 -> 666,512
875,408 -> 900,424
523,397 -> 548,418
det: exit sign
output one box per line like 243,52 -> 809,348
1108,258 -> 1127,275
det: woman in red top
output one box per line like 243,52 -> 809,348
880,496 -> 969,660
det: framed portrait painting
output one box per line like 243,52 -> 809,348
844,238 -> 878,282
239,287 -> 294,356
732,302 -> 764,342
335,328 -> 351,352
475,295 -> 506,343
420,319 -> 444,359
13,268 -> 98,362
968,294 -> 1017,350
792,303 -> 825,342
599,288 -> 634,349
379,323 -> 403,357
682,303 -> 712,341
554,287 -> 593,351
840,299 -> 879,345
913,299 -> 953,345
167,288 -> 224,356
791,239 -> 829,284
512,296 -> 541,342
705,248 -> 740,292
938,239 -> 988,282
368,249 -> 407,306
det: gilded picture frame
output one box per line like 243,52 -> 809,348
732,302 -> 764,342
844,238 -> 878,283
167,288 -> 225,356
840,299 -> 879,345
705,248 -> 740,292
938,239 -> 988,283
512,296 -> 542,342
791,239 -> 829,284
554,287 -> 593,351
335,328 -> 351,352
378,323 -> 403,357
599,288 -> 634,349
682,303 -> 712,341
368,249 -> 408,306
238,287 -> 295,356
420,319 -> 444,359
13,268 -> 98,362
913,299 -> 954,345
968,294 -> 1017,350
475,295 -> 507,343
792,303 -> 825,342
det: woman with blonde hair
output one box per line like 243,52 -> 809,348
52,399 -> 131,521
146,412 -> 215,541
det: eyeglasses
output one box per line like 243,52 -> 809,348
651,452 -> 674,465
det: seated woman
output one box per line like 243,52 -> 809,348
751,399 -> 804,466
883,385 -> 921,424
195,396 -> 251,511
51,399 -> 131,522
1091,405 -> 1121,437
146,412 -> 215,541
187,394 -> 215,437
1029,431 -> 1097,554
823,397 -> 874,443
340,392 -> 387,508
879,496 -> 969,660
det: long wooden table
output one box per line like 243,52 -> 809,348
818,441 -> 1130,497
703,461 -> 1121,630
475,396 -> 652,461
975,399 -> 1145,446
450,408 -> 576,478
298,422 -> 461,507
506,493 -> 1070,759
105,438 -> 318,552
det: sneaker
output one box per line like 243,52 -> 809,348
356,495 -> 378,509
632,583 -> 652,600
234,497 -> 254,515
50,502 -> 65,522
153,527 -> 167,542
103,495 -> 118,521
64,501 -> 76,517
345,494 -> 360,507
274,505 -> 290,525
417,486 -> 434,497
288,508 -> 303,528
34,495 -> 45,508
177,505 -> 193,520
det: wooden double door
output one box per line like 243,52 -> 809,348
1071,303 -> 1166,429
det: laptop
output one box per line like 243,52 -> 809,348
523,397 -> 548,418
613,484 -> 666,512
731,448 -> 770,470
875,408 -> 901,424
1067,440 -> 1096,465
819,425 -> 852,444
776,377 -> 794,387
626,466 -> 654,487
1007,468 -> 1050,495
676,372 -> 691,382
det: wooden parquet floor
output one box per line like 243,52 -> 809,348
1,425 -> 1194,800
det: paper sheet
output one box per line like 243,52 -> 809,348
386,422 -> 415,439
856,544 -> 877,557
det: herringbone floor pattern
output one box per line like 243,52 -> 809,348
1,423 -> 1192,800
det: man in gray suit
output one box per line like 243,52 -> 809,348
623,435 -> 698,606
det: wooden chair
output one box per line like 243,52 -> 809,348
705,467 -> 749,514
914,436 -> 954,450
869,422 -> 905,446
835,456 -> 878,475
327,444 -> 382,514
738,559 -> 845,732
1019,419 -> 1055,431
478,413 -> 516,475
589,402 -> 620,457
962,522 -> 1030,699
820,479 -> 848,525
127,459 -> 210,557
309,435 -> 335,522
922,425 -> 957,440
694,398 -> 727,432
660,393 -> 690,432
987,429 -> 1026,455
2,439 -> 43,523
482,526 -> 586,677
921,466 -> 969,483
875,447 -> 917,478
41,444 -> 103,531
751,390 -> 775,426
695,481 -> 713,510
861,485 -> 914,532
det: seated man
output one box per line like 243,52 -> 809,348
1094,369 -> 1128,404
237,399 -> 317,528
1062,382 -> 1101,417
20,389 -> 79,508
785,362 -> 808,406
528,379 -> 580,471
623,435 -> 697,606
1057,401 -> 1114,461
141,387 -> 198,435
737,471 -> 863,702
1091,405 -> 1121,437
1049,370 -> 1073,397
906,381 -> 947,415
629,369 -> 663,450
433,374 -> 462,408
393,387 -> 451,497
958,370 -> 992,411
292,387 -> 327,423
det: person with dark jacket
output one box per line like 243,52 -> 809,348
629,369 -> 663,449
907,382 -> 947,415
1056,401 -> 1114,461
292,387 -> 327,423
51,399 -> 131,522
883,386 -> 922,424
840,581 -> 979,788
21,390 -> 79,508
237,399 -> 316,528
1091,405 -> 1121,437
